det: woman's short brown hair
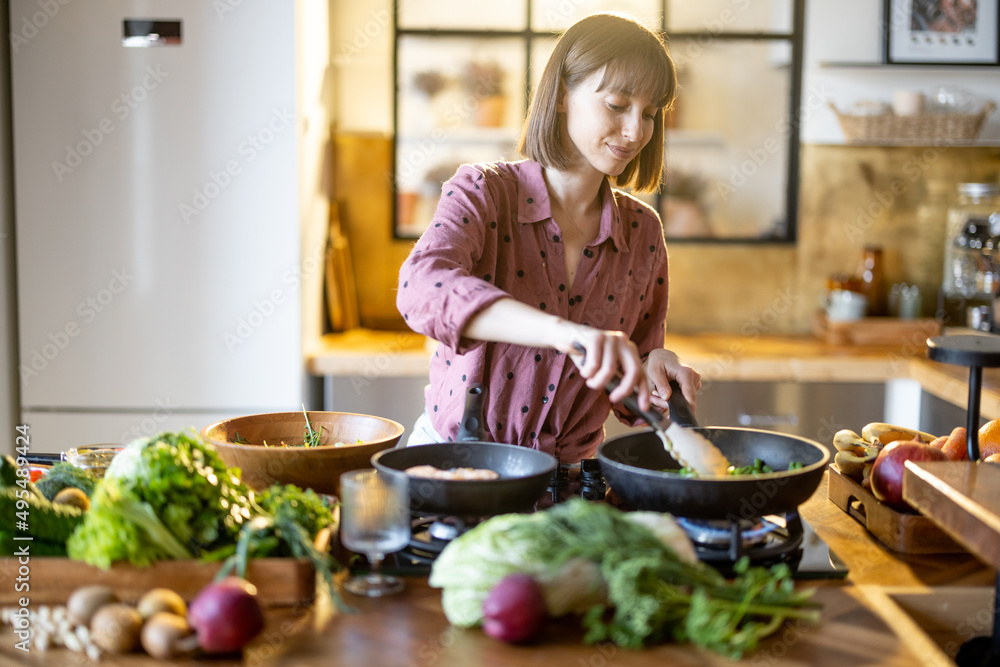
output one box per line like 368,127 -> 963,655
517,14 -> 677,194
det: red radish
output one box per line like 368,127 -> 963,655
482,574 -> 547,644
187,577 -> 265,654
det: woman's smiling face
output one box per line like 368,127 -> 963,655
558,67 -> 659,178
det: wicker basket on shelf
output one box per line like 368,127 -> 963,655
830,101 -> 996,144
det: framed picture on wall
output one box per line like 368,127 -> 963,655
885,0 -> 1000,65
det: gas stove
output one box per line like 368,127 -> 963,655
676,511 -> 847,579
385,459 -> 847,579
397,513 -> 479,569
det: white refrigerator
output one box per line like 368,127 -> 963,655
10,1 -> 326,450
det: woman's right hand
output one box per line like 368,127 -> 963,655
563,327 -> 651,409
462,301 -> 652,408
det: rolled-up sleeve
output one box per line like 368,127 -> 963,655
396,165 -> 512,353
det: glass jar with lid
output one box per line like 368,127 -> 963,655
938,182 -> 1000,327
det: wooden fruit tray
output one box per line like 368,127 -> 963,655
811,311 -> 941,346
828,465 -> 964,554
0,557 -> 315,607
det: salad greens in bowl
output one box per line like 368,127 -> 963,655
201,410 -> 404,495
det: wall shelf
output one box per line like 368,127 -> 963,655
803,141 -> 1000,148
818,61 -> 1000,71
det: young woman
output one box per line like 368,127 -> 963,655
396,13 -> 701,463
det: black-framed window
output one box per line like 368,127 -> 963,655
392,0 -> 804,243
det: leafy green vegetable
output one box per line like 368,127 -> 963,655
213,512 -> 351,612
0,455 -> 42,496
0,456 -> 20,488
728,459 -> 775,475
0,531 -> 67,556
256,484 -> 336,544
35,462 -> 99,500
429,500 -> 820,659
64,431 -> 350,611
0,487 -> 83,555
430,501 -> 698,625
67,431 -> 253,568
233,409 -> 328,448
301,405 -> 323,447
584,550 -> 819,658
675,459 -> 804,476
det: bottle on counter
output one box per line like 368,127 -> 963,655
938,182 -> 1000,328
913,179 -> 951,312
858,245 -> 886,317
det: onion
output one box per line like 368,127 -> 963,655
187,577 -> 265,654
482,573 -> 547,644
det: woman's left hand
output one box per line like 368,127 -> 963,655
644,348 -> 701,414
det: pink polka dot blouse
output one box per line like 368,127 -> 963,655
396,159 -> 669,463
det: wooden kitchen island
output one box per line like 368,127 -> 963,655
4,472 -> 993,667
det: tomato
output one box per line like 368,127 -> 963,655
29,468 -> 46,483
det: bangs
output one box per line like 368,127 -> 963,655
559,15 -> 676,110
597,46 -> 675,109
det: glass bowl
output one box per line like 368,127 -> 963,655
62,445 -> 124,478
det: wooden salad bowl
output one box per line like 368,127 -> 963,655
201,411 -> 405,496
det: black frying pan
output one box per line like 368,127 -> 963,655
372,441 -> 556,515
371,384 -> 557,516
598,382 -> 830,520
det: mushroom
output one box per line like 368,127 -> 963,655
140,612 -> 199,660
137,588 -> 187,620
66,585 -> 117,627
90,603 -> 143,654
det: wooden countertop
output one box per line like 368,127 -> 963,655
6,473 -> 992,666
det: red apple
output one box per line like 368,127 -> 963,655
870,440 -> 949,513
871,440 -> 949,512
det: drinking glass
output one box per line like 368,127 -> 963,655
339,468 -> 410,597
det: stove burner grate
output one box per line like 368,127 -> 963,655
676,516 -> 781,548
677,511 -> 806,574
396,513 -> 484,566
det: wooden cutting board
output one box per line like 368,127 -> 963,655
0,557 -> 315,607
812,310 -> 941,346
904,460 -> 1000,568
828,464 -> 965,553
325,198 -> 360,332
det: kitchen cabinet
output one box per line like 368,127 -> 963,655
695,380 -> 884,441
322,375 -> 426,440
